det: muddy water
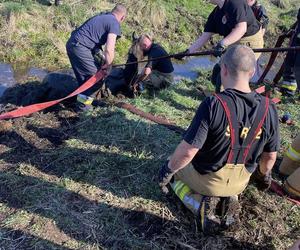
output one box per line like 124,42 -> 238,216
173,56 -> 217,82
0,64 -> 16,97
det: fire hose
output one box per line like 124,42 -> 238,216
0,46 -> 299,205
0,46 -> 300,120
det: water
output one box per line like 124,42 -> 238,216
0,63 -> 48,97
0,54 -> 285,98
0,64 -> 16,97
173,56 -> 217,82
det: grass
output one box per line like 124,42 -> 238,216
0,71 -> 299,249
0,0 -> 299,68
0,0 -> 299,249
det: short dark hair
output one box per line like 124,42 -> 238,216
220,45 -> 256,77
112,4 -> 127,15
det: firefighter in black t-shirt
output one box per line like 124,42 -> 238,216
159,45 -> 279,234
175,0 -> 264,60
136,34 -> 174,91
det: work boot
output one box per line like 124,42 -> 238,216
280,80 -> 297,96
196,196 -> 222,235
221,195 -> 241,230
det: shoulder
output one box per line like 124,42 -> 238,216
209,6 -> 220,16
226,0 -> 250,11
202,94 -> 221,111
150,43 -> 167,54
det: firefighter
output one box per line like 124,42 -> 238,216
247,0 -> 269,36
66,4 -> 126,106
159,45 -> 279,234
175,0 -> 264,60
279,134 -> 300,199
280,8 -> 300,96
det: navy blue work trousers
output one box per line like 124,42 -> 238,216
66,39 -> 102,97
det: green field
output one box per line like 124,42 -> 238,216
0,0 -> 299,249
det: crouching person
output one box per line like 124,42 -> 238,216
158,45 -> 279,234
137,34 -> 174,92
279,134 -> 300,199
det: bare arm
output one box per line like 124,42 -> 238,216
168,140 -> 200,172
188,32 -> 213,53
104,33 -> 117,65
259,151 -> 277,175
221,22 -> 247,46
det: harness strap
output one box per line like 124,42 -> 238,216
213,94 -> 237,163
241,97 -> 269,162
214,93 -> 269,164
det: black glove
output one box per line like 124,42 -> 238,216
173,49 -> 189,60
251,168 -> 272,191
158,161 -> 175,193
212,42 -> 226,58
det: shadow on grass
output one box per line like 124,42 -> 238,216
0,107 -> 285,248
0,227 -> 72,250
0,109 -> 179,201
0,172 -> 176,248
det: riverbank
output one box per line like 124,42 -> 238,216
0,0 -> 298,69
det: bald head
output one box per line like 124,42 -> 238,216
112,4 -> 127,22
220,45 -> 256,78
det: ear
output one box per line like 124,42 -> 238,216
249,67 -> 255,79
220,63 -> 227,76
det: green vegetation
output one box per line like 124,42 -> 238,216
0,0 -> 299,68
0,0 -> 300,249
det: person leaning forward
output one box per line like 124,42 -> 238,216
176,0 -> 264,60
136,34 -> 174,92
66,4 -> 126,103
159,45 -> 279,234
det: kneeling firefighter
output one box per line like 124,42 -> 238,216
159,45 -> 279,234
279,134 -> 300,199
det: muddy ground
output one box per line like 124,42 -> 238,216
0,73 -> 299,249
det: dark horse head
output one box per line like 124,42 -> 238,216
123,32 -> 144,86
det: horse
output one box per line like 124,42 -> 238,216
104,32 -> 145,97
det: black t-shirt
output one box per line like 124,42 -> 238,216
71,13 -> 121,51
204,0 -> 260,37
145,44 -> 174,74
184,89 -> 279,175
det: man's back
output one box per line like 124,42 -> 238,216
145,43 -> 174,73
72,13 -> 121,51
184,89 -> 279,175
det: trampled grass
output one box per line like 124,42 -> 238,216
0,73 -> 299,249
0,0 -> 299,249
